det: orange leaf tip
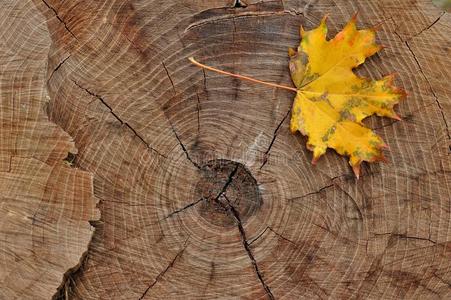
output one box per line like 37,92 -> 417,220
311,156 -> 319,165
392,114 -> 402,121
352,164 -> 361,179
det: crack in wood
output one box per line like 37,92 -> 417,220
196,92 -> 201,133
53,245 -> 92,299
373,232 -> 436,245
222,194 -> 275,300
163,197 -> 204,219
249,226 -> 299,248
47,55 -> 70,83
288,183 -> 335,202
162,61 -> 176,95
409,12 -> 446,41
138,240 -> 189,300
232,0 -> 247,8
72,80 -> 167,158
260,108 -> 291,169
40,0 -> 77,39
392,26 -> 449,148
203,165 -> 274,299
403,39 -> 450,144
214,164 -> 238,200
170,124 -> 201,169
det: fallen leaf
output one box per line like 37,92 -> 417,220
289,14 -> 405,177
189,14 -> 405,178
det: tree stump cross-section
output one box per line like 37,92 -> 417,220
1,0 -> 450,299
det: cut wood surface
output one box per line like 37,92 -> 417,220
0,1 -> 98,299
1,0 -> 450,299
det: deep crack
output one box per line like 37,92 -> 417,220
48,55 -> 70,83
410,12 -> 445,41
232,0 -> 248,8
196,92 -> 201,133
163,198 -> 204,219
41,0 -> 77,39
260,108 -> 291,169
170,124 -> 201,169
214,164 -> 239,200
162,61 -> 176,95
223,195 -> 275,300
72,81 -> 167,158
208,164 -> 274,299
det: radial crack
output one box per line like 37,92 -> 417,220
410,12 -> 445,40
48,55 -> 70,83
398,233 -> 430,242
403,40 -> 450,143
266,227 -> 298,247
41,0 -> 77,39
222,195 -> 275,300
209,165 -> 274,299
162,61 -> 176,95
248,226 -> 270,245
260,108 -> 291,169
202,69 -> 207,90
249,226 -> 298,247
214,164 -> 238,200
163,198 -> 204,219
138,241 -> 188,299
196,92 -> 201,133
288,183 -> 334,202
72,81 -> 167,158
170,124 -> 201,169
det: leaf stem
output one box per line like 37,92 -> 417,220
189,57 -> 297,92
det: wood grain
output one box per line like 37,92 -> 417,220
1,0 -> 450,299
0,1 -> 98,299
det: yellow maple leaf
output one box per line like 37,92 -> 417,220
288,14 -> 405,177
189,14 -> 405,178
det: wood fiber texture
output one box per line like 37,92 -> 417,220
0,1 -> 98,299
1,0 -> 450,299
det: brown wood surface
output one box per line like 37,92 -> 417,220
1,0 -> 450,299
0,2 -> 98,299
